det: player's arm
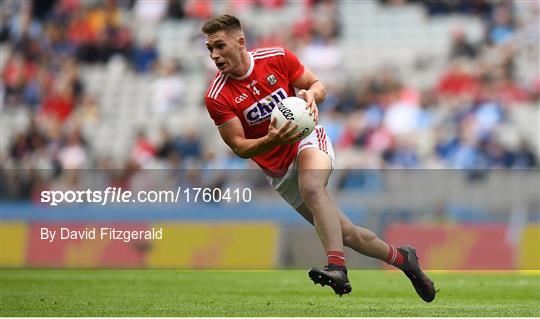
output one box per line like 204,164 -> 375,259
292,67 -> 325,122
217,117 -> 299,159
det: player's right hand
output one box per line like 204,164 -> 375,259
267,117 -> 300,145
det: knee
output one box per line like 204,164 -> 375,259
342,226 -> 378,248
299,181 -> 325,205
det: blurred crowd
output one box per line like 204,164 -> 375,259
1,0 -> 538,201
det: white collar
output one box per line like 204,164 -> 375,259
229,51 -> 254,80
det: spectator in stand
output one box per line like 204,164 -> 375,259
166,0 -> 186,20
70,93 -> 100,132
483,68 -> 528,106
298,20 -> 344,86
416,0 -> 493,17
448,127 -> 486,169
0,6 -> 11,43
511,140 -> 538,168
132,36 -> 159,73
488,4 -> 515,46
184,0 -> 213,19
7,1 -> 41,42
150,59 -> 185,114
481,135 -> 513,168
437,59 -> 480,99
383,138 -> 420,168
134,0 -> 168,24
449,28 -> 477,60
383,82 -> 422,136
2,52 -> 36,105
67,7 -> 96,56
7,115 -> 52,169
22,65 -> 51,109
155,125 -> 175,160
131,130 -> 156,167
40,80 -> 75,123
43,21 -> 76,58
66,1 -> 127,64
103,0 -> 133,60
61,58 -> 84,101
8,133 -> 29,161
57,130 -> 88,169
172,128 -> 202,162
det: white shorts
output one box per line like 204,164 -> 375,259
266,125 -> 336,209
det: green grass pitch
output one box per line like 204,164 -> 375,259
1,269 -> 539,316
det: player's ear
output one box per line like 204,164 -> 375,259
237,34 -> 245,50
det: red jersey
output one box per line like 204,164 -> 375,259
204,47 -> 305,176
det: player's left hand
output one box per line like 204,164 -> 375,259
297,89 -> 319,123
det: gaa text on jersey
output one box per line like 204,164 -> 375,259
235,93 -> 248,103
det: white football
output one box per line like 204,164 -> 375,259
271,96 -> 315,141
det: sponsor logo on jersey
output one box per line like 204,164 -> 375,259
266,74 -> 277,86
243,88 -> 287,126
235,93 -> 248,103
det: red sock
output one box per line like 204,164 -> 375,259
327,250 -> 346,267
386,244 -> 404,267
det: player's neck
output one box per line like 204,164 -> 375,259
230,51 -> 252,79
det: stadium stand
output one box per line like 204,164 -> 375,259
1,0 -> 538,196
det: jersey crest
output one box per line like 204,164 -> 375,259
266,74 -> 277,86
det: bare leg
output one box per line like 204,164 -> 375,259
297,148 -> 343,253
295,156 -> 437,301
295,203 -> 390,261
296,147 -> 390,260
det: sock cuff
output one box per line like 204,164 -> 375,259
387,245 -> 398,264
327,250 -> 346,267
327,250 -> 344,257
386,244 -> 405,267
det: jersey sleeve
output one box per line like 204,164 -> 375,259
283,48 -> 305,83
204,96 -> 238,127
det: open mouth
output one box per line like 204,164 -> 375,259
216,62 -> 226,69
